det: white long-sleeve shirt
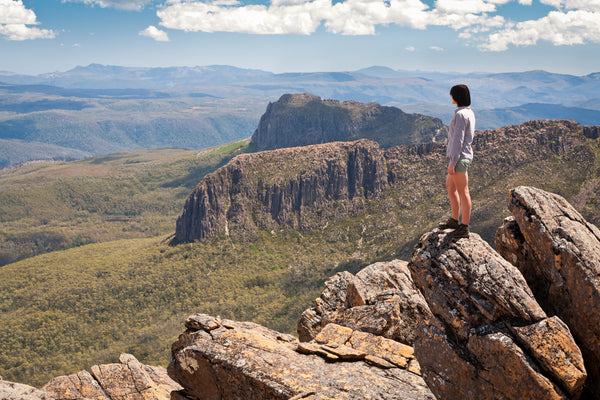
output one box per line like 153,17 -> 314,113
446,105 -> 475,167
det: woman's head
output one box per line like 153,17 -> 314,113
450,84 -> 471,107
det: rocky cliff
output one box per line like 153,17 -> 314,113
175,139 -> 388,242
250,93 -> 447,150
176,118 -> 600,246
166,186 -> 600,400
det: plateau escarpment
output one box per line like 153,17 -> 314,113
175,139 -> 388,242
176,119 -> 600,246
250,93 -> 448,150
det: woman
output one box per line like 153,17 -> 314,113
439,84 -> 475,239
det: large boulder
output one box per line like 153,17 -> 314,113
496,186 -> 600,397
297,260 -> 432,344
409,229 -> 586,400
168,313 -> 435,400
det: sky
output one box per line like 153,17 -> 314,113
1,0 -> 599,75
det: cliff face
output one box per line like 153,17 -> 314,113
176,118 -> 600,245
175,139 -> 388,242
250,93 -> 448,150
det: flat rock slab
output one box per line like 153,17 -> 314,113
168,314 -> 435,400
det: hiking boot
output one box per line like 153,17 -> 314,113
447,224 -> 470,239
439,217 -> 459,230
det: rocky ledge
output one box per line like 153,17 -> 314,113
168,313 -> 434,400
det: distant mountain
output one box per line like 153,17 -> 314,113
0,82 -> 264,166
250,93 -> 447,151
3,64 -> 600,167
476,103 -> 600,130
2,64 -> 600,110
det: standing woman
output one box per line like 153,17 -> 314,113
439,84 -> 475,238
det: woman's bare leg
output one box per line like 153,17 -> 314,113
451,172 -> 471,225
446,173 -> 460,221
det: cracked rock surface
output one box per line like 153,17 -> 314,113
409,228 -> 586,400
496,186 -> 600,398
42,353 -> 181,400
168,314 -> 434,400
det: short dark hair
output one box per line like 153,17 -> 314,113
450,84 -> 471,107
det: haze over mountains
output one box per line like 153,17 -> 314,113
2,64 -> 600,167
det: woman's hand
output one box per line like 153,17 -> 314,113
448,165 -> 455,175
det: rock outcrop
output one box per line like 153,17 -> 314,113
0,354 -> 180,400
297,259 -> 432,345
175,139 -> 388,242
168,313 -> 434,400
409,229 -> 586,400
496,186 -> 600,398
250,93 -> 447,151
0,380 -> 51,400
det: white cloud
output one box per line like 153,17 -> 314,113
405,45 -> 415,51
154,0 -> 600,53
140,25 -> 170,41
429,45 -> 444,51
540,0 -> 600,11
0,0 -> 55,40
482,9 -> 600,50
62,0 -> 152,10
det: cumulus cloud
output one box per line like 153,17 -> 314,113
482,9 -> 600,50
139,25 -> 170,41
0,0 -> 55,40
61,0 -> 153,10
154,0 -> 600,52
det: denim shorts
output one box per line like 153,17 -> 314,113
455,158 -> 472,173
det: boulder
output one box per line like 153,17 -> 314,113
42,353 -> 181,400
409,229 -> 586,400
496,186 -> 600,397
168,313 -> 435,400
297,260 -> 432,345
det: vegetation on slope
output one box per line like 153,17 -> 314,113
0,141 -> 250,266
0,230 -> 367,387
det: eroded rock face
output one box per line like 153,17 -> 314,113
168,313 -> 435,400
409,229 -> 586,400
496,186 -> 600,397
250,93 -> 447,151
42,353 -> 181,400
297,260 -> 432,345
175,139 -> 388,242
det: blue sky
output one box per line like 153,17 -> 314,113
1,0 -> 599,75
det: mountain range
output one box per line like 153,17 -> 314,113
2,64 -> 600,167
